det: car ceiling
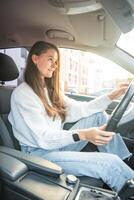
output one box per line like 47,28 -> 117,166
0,0 -> 134,73
0,0 -> 121,48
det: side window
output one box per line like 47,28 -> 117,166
60,48 -> 133,97
0,48 -> 28,86
1,47 -> 133,98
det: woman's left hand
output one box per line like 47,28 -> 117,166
107,82 -> 129,100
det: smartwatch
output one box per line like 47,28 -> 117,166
72,131 -> 80,142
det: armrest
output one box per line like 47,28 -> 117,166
0,152 -> 28,181
0,146 -> 64,177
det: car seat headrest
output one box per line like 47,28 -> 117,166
0,53 -> 19,82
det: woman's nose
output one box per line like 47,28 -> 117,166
51,62 -> 57,69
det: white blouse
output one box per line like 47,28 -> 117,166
8,82 -> 112,150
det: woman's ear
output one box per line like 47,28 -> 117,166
32,54 -> 38,65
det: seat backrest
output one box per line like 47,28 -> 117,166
0,53 -> 20,150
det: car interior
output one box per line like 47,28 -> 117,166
0,0 -> 134,199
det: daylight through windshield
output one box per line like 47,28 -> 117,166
117,28 -> 134,57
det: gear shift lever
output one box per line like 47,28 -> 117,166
118,179 -> 134,200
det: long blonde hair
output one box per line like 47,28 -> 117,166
24,41 -> 66,121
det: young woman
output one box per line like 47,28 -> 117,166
8,41 -> 134,192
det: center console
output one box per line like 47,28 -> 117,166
2,170 -> 117,200
0,147 -> 133,200
0,151 -> 117,200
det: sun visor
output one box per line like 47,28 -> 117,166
101,0 -> 134,33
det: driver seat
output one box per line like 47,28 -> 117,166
0,52 -> 104,188
0,53 -> 20,150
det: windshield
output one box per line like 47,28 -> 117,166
117,28 -> 134,57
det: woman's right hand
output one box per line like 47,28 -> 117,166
79,125 -> 115,146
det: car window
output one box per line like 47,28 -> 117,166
117,28 -> 134,57
60,48 -> 134,97
1,47 -> 133,99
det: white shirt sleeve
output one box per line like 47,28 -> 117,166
64,94 -> 112,123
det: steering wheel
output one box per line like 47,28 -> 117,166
106,81 -> 134,132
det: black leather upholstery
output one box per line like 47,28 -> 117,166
0,114 -> 20,149
0,53 -> 20,150
0,53 -> 19,82
0,152 -> 28,181
0,146 -> 64,177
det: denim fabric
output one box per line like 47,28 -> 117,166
21,112 -> 134,192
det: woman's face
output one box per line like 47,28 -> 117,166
32,48 -> 58,79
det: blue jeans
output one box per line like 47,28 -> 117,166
21,112 -> 134,192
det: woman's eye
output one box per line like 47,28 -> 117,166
48,58 -> 53,61
48,58 -> 57,67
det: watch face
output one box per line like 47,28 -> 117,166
72,133 -> 80,141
